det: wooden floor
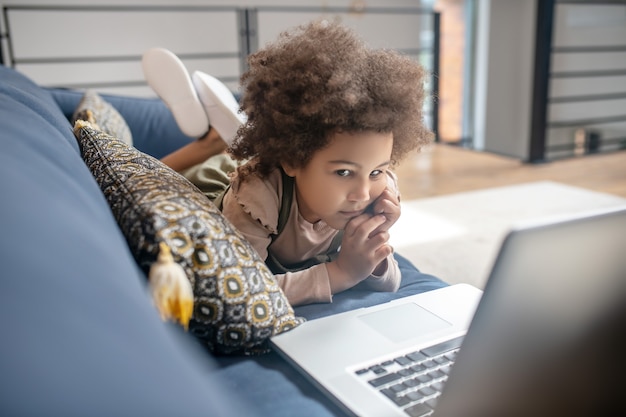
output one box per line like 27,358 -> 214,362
395,144 -> 626,201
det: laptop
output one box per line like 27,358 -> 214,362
270,206 -> 626,417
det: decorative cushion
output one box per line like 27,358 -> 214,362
72,90 -> 133,145
73,123 -> 304,355
49,88 -> 194,159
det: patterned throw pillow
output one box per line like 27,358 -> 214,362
73,123 -> 304,355
72,90 -> 133,145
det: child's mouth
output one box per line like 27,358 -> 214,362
339,209 -> 363,218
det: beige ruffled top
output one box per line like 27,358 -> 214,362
221,168 -> 401,306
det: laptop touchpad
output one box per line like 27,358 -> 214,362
358,303 -> 452,344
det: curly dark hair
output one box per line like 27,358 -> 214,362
230,19 -> 432,179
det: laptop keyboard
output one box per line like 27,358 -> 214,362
353,336 -> 464,417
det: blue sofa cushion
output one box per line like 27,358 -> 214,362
73,123 -> 305,355
0,64 -> 253,417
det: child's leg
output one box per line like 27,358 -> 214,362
181,153 -> 239,203
160,128 -> 227,173
142,48 -> 246,173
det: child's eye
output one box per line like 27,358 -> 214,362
370,169 -> 384,178
335,169 -> 351,177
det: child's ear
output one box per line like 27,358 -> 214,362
280,162 -> 297,177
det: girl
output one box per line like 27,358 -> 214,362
142,20 -> 432,306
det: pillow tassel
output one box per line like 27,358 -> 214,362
149,242 -> 194,330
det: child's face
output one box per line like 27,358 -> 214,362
283,130 -> 393,230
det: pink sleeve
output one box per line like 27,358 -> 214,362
274,265 -> 333,306
276,252 -> 401,306
220,172 -> 281,261
222,190 -> 334,306
220,186 -> 273,261
220,173 -> 333,306
360,252 -> 401,292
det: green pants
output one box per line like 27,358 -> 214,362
181,154 -> 239,204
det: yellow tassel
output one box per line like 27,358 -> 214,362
149,242 -> 194,330
73,112 -> 101,132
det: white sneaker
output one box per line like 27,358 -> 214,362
142,48 -> 209,138
191,71 -> 246,146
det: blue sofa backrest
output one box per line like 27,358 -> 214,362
0,64 -> 252,417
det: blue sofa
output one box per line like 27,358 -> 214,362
0,64 -> 446,416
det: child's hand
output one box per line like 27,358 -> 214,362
327,214 -> 392,293
367,188 -> 401,237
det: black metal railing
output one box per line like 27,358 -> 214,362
530,0 -> 626,162
1,4 -> 440,140
1,5 -> 245,89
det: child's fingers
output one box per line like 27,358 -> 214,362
371,189 -> 399,214
376,199 -> 398,216
369,200 -> 400,236
374,243 -> 393,259
368,230 -> 390,247
345,214 -> 386,239
342,214 -> 369,237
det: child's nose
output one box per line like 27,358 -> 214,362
347,180 -> 370,202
